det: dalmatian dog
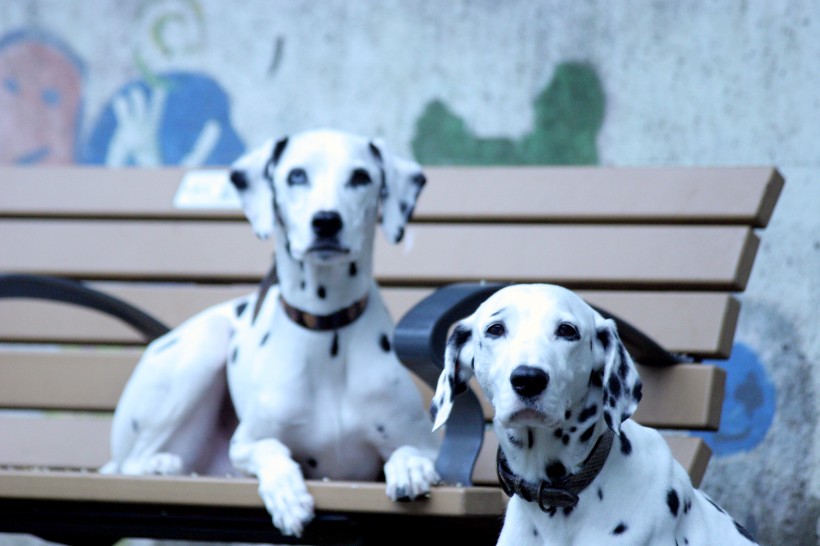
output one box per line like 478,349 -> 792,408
102,129 -> 440,537
430,284 -> 758,545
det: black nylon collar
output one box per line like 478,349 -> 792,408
496,429 -> 615,510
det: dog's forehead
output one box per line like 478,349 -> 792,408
476,284 -> 595,328
280,130 -> 377,172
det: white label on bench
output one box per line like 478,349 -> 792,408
173,169 -> 241,209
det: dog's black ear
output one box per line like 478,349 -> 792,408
370,139 -> 426,244
595,316 -> 642,434
229,139 -> 278,240
430,315 -> 476,431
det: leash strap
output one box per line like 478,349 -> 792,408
497,429 -> 615,510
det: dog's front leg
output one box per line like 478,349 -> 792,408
230,431 -> 314,537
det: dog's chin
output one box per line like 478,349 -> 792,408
302,243 -> 351,263
500,407 -> 558,429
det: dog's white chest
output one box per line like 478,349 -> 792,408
226,305 -> 383,480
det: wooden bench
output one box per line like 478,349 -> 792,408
0,165 -> 783,545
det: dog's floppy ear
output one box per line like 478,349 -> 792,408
595,316 -> 643,434
228,138 -> 282,240
430,315 -> 476,431
370,139 -> 426,244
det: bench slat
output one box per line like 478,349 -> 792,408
1,220 -> 758,289
1,166 -> 783,227
0,284 -> 738,356
0,469 -> 507,516
0,415 -> 710,487
0,349 -> 724,429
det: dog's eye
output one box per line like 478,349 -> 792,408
485,322 -> 506,338
349,168 -> 372,187
556,322 -> 580,341
287,168 -> 308,186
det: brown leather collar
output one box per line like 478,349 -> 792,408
279,293 -> 368,331
497,429 -> 615,510
252,262 -> 369,330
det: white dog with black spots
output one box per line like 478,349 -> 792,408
430,284 -> 757,545
103,129 -> 440,537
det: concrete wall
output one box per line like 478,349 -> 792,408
1,1 -> 817,544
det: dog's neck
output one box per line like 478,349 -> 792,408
496,418 -> 609,485
274,241 -> 374,317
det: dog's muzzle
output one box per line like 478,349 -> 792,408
307,210 -> 349,257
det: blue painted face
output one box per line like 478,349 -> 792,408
694,343 -> 776,457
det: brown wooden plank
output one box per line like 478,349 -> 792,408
0,284 -> 738,356
471,428 -> 712,487
0,348 -> 722,431
1,166 -> 783,226
1,219 -> 759,289
0,470 -> 507,516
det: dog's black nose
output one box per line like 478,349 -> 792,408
312,211 -> 343,238
510,365 -> 549,398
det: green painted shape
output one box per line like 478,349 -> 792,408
412,62 -> 605,165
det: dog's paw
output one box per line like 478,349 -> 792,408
143,452 -> 185,475
257,459 -> 315,537
384,445 -> 440,501
120,453 -> 184,475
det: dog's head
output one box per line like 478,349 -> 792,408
430,284 -> 642,435
228,129 -> 425,264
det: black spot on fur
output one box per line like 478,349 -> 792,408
376,424 -> 388,439
597,487 -> 604,501
563,506 -> 574,517
633,381 -> 643,403
429,402 -> 438,421
330,332 -> 339,357
667,489 -> 680,517
546,506 -> 558,518
612,522 -> 628,535
734,520 -> 755,541
588,368 -> 604,388
562,435 -> 570,445
619,431 -> 632,455
580,423 -> 596,443
260,332 -> 270,346
235,301 -> 248,317
229,170 -> 248,190
349,262 -> 358,276
300,280 -> 306,290
507,433 -> 524,449
597,328 -> 611,351
545,461 -> 566,482
564,409 -> 572,420
231,347 -> 239,364
317,286 -> 326,299
132,419 -> 139,433
618,357 -> 630,380
368,141 -> 383,162
450,324 -> 472,349
532,527 -> 538,537
527,428 -> 534,449
380,333 -> 391,353
271,136 -> 289,165
578,404 -> 598,423
554,428 -> 563,439
607,375 -> 622,398
604,411 -> 614,429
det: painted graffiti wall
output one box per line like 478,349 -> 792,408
1,1 -> 818,544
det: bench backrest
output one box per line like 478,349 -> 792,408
0,165 -> 783,486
